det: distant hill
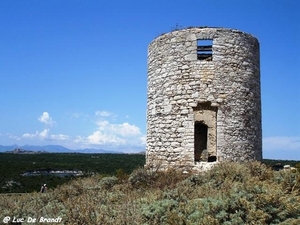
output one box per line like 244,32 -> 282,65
0,144 -> 121,154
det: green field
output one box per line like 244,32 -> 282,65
0,153 -> 145,193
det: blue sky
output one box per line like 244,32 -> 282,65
0,0 -> 299,159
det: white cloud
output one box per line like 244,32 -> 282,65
263,136 -> 300,151
263,136 -> 300,160
86,131 -> 126,145
73,113 -> 145,149
50,134 -> 69,140
115,123 -> 141,137
96,120 -> 142,137
39,129 -> 49,138
20,129 -> 70,148
22,131 -> 37,138
140,135 -> 146,145
22,129 -> 49,139
71,112 -> 83,118
95,110 -> 111,117
90,120 -> 142,144
38,112 -> 55,126
96,120 -> 110,130
8,134 -> 20,140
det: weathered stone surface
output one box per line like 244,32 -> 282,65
146,27 -> 262,171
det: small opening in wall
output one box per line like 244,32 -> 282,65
197,39 -> 212,61
208,156 -> 217,162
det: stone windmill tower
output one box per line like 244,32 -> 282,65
146,27 -> 262,171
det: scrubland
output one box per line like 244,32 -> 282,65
1,162 -> 299,225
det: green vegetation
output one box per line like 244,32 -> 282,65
0,153 -> 145,193
1,152 -> 300,194
0,162 -> 299,224
263,159 -> 300,167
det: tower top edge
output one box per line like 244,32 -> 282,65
150,26 -> 258,45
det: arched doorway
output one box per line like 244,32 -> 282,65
194,122 -> 208,162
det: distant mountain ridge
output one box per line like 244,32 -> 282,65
0,144 -> 121,154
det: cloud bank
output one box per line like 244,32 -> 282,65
263,136 -> 300,160
18,110 -> 145,152
263,136 -> 300,151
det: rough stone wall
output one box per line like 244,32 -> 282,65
146,27 -> 262,171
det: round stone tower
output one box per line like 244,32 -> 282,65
146,27 -> 262,171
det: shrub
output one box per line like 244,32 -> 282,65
99,176 -> 118,190
141,199 -> 179,224
128,167 -> 157,188
115,168 -> 129,183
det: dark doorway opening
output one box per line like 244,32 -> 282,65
194,122 -> 208,162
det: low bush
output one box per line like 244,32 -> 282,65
99,176 -> 118,190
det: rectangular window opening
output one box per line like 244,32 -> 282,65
197,39 -> 213,61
